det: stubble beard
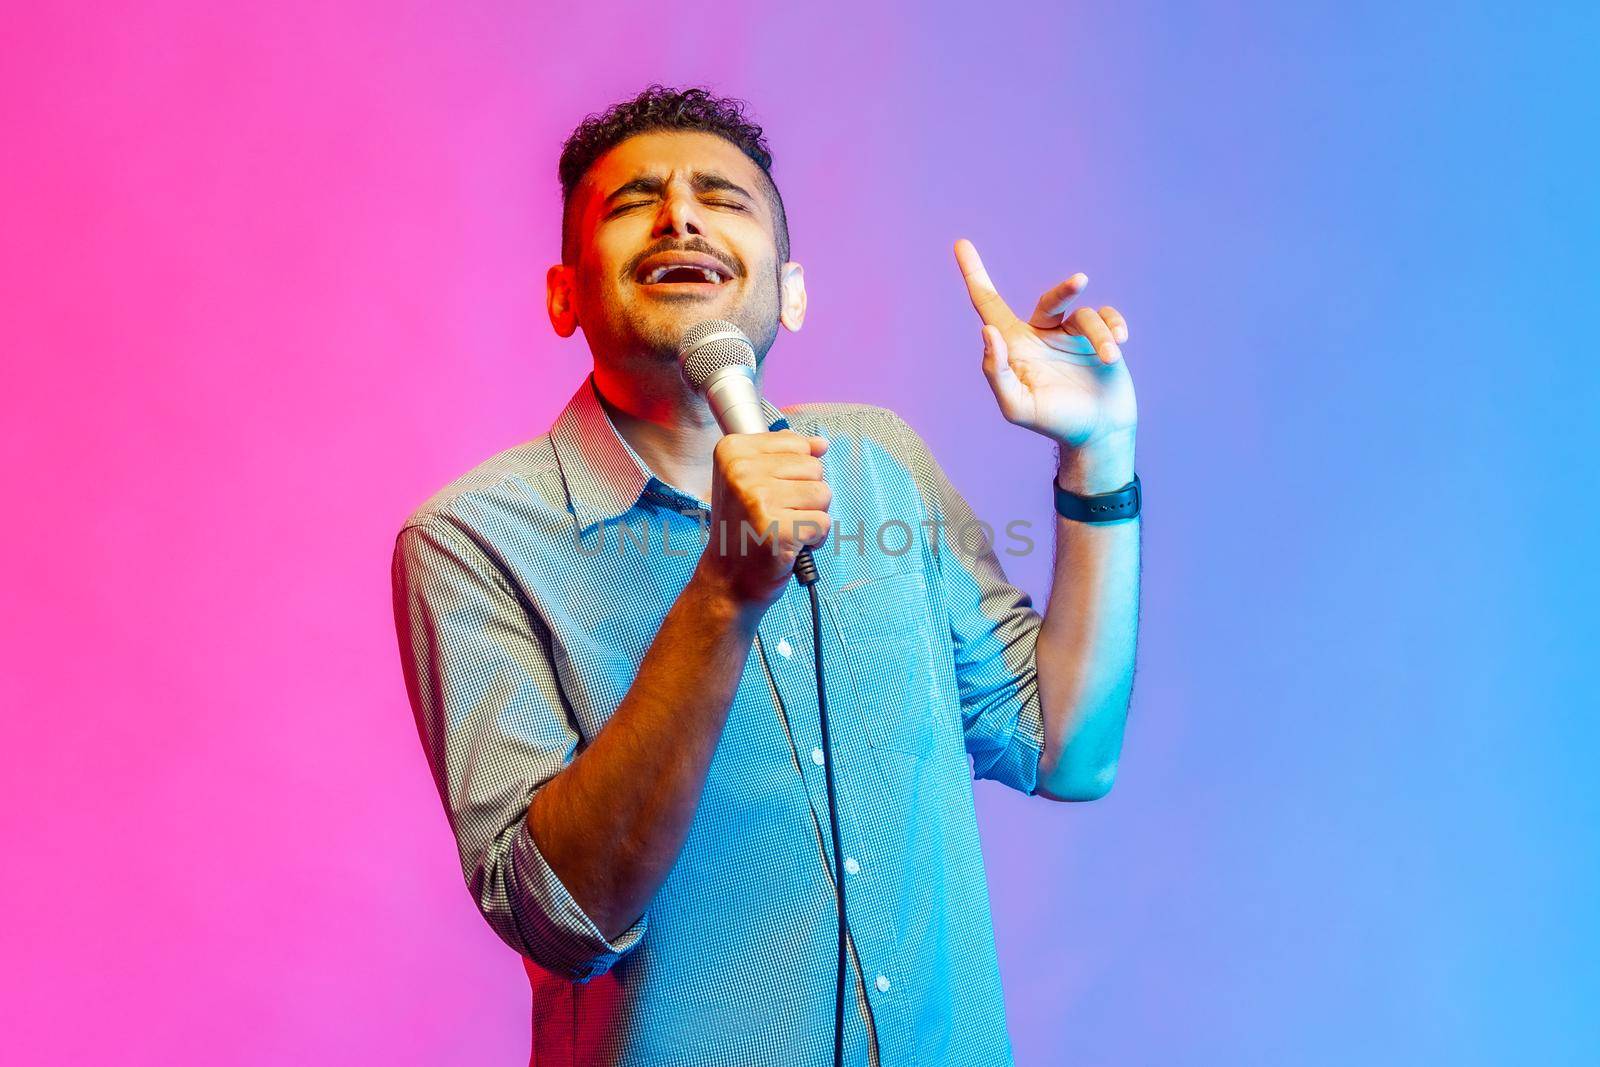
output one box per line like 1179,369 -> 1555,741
616,265 -> 783,371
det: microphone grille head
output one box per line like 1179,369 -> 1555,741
678,319 -> 756,395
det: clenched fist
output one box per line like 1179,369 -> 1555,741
697,430 -> 832,609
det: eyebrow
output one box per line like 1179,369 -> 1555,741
603,171 -> 756,207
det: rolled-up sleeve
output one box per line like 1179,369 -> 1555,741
883,411 -> 1046,796
391,517 -> 647,980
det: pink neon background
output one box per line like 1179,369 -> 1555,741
5,3 -> 1595,1064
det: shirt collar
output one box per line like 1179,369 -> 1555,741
550,371 -> 790,533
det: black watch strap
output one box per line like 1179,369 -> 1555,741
1054,472 -> 1141,523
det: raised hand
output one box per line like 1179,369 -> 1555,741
953,238 -> 1137,451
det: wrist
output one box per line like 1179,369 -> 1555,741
1055,433 -> 1136,495
688,557 -> 768,633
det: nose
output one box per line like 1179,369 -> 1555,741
652,181 -> 704,241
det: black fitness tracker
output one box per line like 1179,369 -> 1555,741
1054,472 -> 1141,523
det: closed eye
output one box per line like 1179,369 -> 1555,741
610,198 -> 744,216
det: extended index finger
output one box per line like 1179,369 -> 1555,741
953,238 -> 1021,330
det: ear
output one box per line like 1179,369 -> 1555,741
547,263 -> 579,337
779,261 -> 807,333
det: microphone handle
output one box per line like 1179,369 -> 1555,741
702,366 -> 770,435
703,366 -> 820,586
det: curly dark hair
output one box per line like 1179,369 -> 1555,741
557,85 -> 790,265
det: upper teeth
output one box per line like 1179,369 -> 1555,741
644,264 -> 723,284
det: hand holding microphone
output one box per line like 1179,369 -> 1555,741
701,429 -> 831,607
679,320 -> 831,607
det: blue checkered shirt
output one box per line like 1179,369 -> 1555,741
392,373 -> 1047,1065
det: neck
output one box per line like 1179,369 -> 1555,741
592,361 -> 749,504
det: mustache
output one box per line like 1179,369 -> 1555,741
622,238 -> 743,282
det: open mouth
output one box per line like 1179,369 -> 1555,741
642,265 -> 726,285
634,251 -> 735,291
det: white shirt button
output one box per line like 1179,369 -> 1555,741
776,638 -> 793,659
812,747 -> 826,766
875,974 -> 891,993
844,857 -> 860,876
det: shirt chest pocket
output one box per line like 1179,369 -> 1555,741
825,569 -> 939,758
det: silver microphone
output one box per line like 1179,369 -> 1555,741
678,319 -> 820,585
678,320 -> 768,434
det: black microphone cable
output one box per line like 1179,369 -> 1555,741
792,547 -> 845,1067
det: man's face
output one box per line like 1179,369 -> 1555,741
560,131 -> 790,369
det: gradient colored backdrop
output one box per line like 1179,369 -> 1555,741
4,2 -> 1596,1064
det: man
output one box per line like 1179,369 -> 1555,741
391,85 -> 1141,1065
